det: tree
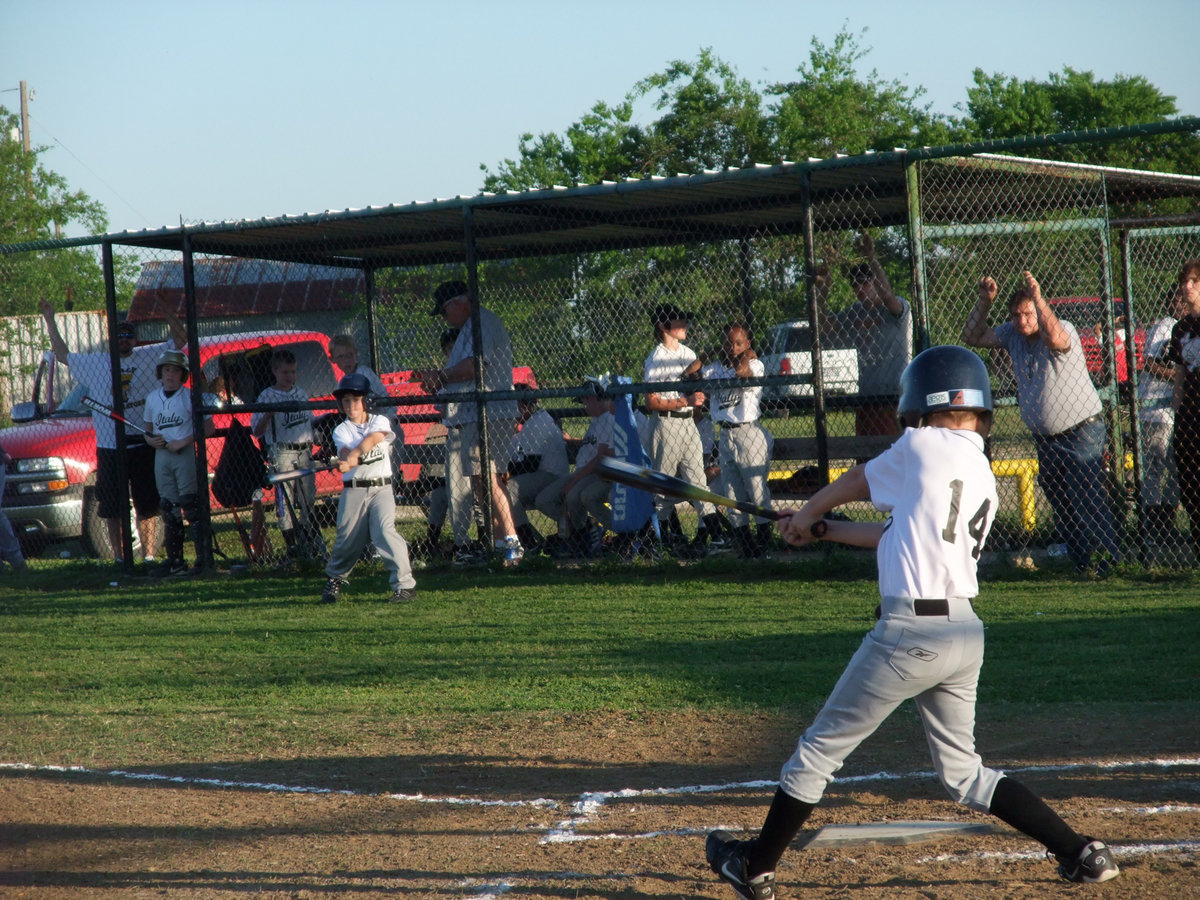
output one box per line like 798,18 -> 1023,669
768,28 -> 962,161
963,67 -> 1200,172
0,105 -> 112,316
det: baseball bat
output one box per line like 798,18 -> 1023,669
267,462 -> 339,484
81,395 -> 151,436
596,456 -> 784,521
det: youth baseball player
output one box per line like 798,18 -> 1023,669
321,373 -> 417,605
697,323 -> 773,558
252,348 -> 324,560
143,349 -> 215,576
643,302 -> 720,556
706,345 -> 1118,899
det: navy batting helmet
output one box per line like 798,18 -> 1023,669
897,345 -> 993,428
333,372 -> 372,398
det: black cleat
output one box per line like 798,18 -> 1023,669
1055,838 -> 1119,883
706,830 -> 774,900
388,588 -> 416,603
319,577 -> 345,605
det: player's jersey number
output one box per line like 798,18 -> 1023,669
941,479 -> 991,559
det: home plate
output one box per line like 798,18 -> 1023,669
806,820 -> 999,848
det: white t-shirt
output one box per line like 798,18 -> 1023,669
575,411 -> 615,471
70,341 -> 173,450
333,414 -> 395,482
644,342 -> 698,410
1139,316 -> 1177,425
510,408 -> 569,477
865,427 -> 997,602
252,385 -> 314,446
702,358 -> 765,424
144,386 -> 196,444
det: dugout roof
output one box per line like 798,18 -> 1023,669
99,119 -> 1200,270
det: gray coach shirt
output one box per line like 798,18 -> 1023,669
443,307 -> 518,426
994,319 -> 1101,436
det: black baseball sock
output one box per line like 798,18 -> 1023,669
988,776 -> 1085,858
747,787 -> 815,876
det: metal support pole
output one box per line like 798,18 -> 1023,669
738,238 -> 755,341
905,158 -> 931,353
463,205 -> 494,537
1120,228 -> 1148,563
364,265 -> 380,374
102,241 -> 134,572
800,172 -> 831,481
181,235 -> 213,570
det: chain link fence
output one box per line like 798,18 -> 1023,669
3,124 -> 1199,574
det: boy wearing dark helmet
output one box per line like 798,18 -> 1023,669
320,373 -> 417,605
705,346 -> 1117,899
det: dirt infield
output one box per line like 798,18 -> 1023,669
2,708 -> 1198,899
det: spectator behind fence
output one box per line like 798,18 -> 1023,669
143,349 -> 216,577
0,440 -> 28,573
696,323 -> 774,559
1168,260 -> 1200,563
504,385 -> 569,556
417,327 -> 482,561
418,280 -> 523,567
535,376 -> 615,559
40,295 -> 187,565
643,302 -> 720,557
818,231 -> 913,437
252,348 -> 325,561
962,271 -> 1121,574
1139,286 -> 1187,546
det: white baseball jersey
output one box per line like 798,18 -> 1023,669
865,427 -> 997,600
644,342 -> 698,408
252,385 -> 314,446
144,386 -> 196,444
575,411 -> 615,470
702,358 -> 764,424
333,414 -> 395,481
510,408 -> 569,477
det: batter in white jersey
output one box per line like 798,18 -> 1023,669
706,346 -> 1119,899
322,373 -> 416,604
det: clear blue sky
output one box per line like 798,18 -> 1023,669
3,0 -> 1196,236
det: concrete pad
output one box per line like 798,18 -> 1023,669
805,819 -> 999,848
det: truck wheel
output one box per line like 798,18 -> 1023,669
81,485 -> 112,558
82,482 -> 145,560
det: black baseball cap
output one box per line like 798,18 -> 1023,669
430,280 -> 469,316
649,303 -> 693,329
115,321 -> 137,338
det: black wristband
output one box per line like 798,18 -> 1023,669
810,519 -> 828,540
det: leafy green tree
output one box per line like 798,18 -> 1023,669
0,105 -> 111,316
963,67 -> 1200,172
768,28 -> 962,161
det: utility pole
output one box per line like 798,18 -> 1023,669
19,80 -> 31,151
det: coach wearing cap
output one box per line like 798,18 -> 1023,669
416,281 -> 524,563
40,294 -> 187,564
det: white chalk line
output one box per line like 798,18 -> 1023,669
6,757 -> 1198,898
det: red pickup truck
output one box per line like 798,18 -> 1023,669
0,328 -> 533,558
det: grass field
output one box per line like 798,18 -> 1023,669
2,552 -> 1198,898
